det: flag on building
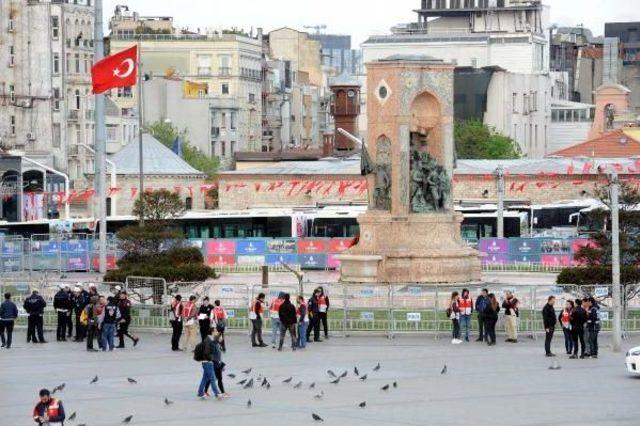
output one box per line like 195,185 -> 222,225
172,136 -> 183,157
91,45 -> 138,94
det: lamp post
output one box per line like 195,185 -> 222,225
495,165 -> 505,239
610,172 -> 622,352
94,0 -> 107,274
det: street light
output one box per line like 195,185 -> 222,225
610,172 -> 622,352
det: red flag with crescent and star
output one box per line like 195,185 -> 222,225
91,45 -> 138,94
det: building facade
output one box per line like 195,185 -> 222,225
605,22 -> 640,113
310,33 -> 363,76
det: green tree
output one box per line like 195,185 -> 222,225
132,189 -> 185,223
146,120 -> 220,178
455,120 -> 521,159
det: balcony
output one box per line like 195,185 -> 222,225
219,67 -> 231,77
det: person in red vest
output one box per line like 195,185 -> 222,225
169,295 -> 184,351
250,293 -> 267,347
32,388 -> 65,425
212,300 -> 227,352
559,300 -> 575,355
181,295 -> 198,353
458,289 -> 473,342
269,292 -> 285,348
317,287 -> 330,339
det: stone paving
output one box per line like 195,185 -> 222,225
1,329 -> 639,426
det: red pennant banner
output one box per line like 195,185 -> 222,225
107,187 -> 122,197
174,186 -> 182,195
536,182 -> 546,189
581,163 -> 593,174
509,182 -> 516,191
188,186 -> 193,197
287,181 -> 301,196
254,183 -> 262,192
130,187 -> 138,200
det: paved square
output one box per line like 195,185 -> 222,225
1,330 -> 639,425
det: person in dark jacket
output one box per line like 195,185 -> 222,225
53,285 -> 73,342
475,289 -> 489,342
278,293 -> 297,351
542,296 -> 557,357
558,300 -> 574,355
584,297 -> 600,358
100,296 -> 121,351
483,293 -> 500,346
85,296 -> 100,352
24,290 -> 47,344
71,286 -> 89,342
198,297 -> 213,342
197,329 -> 222,400
317,286 -> 330,339
116,291 -> 139,349
204,330 -> 230,398
1,292 -> 19,349
570,298 -> 587,359
32,388 -> 65,425
306,288 -> 322,343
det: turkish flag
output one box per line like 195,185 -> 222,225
91,45 -> 138,94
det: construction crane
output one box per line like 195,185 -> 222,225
304,24 -> 327,35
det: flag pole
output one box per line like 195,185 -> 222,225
94,0 -> 107,274
137,39 -> 145,226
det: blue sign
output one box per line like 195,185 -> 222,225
360,312 -> 374,321
408,286 -> 423,295
509,254 -> 541,263
508,238 -> 541,255
61,240 -> 89,253
38,241 -> 60,255
360,288 -> 375,297
298,254 -> 327,269
265,254 -> 298,266
236,240 -> 267,256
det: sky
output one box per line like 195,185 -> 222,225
103,0 -> 640,45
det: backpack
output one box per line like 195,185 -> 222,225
193,342 -> 205,362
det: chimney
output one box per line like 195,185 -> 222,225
257,27 -> 264,43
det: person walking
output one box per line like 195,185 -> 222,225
559,300 -> 574,355
0,292 -> 18,349
169,295 -> 184,351
483,293 -> 500,346
502,291 -> 519,343
32,389 -> 65,425
475,289 -> 489,342
458,289 -> 473,342
542,296 -> 557,357
317,287 -> 330,339
212,300 -> 227,352
277,294 -> 297,351
197,328 -> 223,400
584,297 -> 600,359
448,291 -> 462,344
296,295 -> 309,349
100,296 -> 121,351
570,298 -> 587,359
211,330 -> 229,398
24,290 -> 46,344
116,291 -> 139,349
307,288 -> 322,343
250,293 -> 267,347
269,292 -> 285,349
71,285 -> 89,342
198,297 -> 213,341
180,296 -> 198,353
84,296 -> 100,352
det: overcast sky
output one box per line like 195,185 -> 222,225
103,0 -> 640,45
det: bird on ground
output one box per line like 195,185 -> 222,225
339,371 -> 347,378
52,383 -> 65,394
228,373 -> 237,379
247,399 -> 252,408
373,363 -> 381,371
358,401 -> 366,408
312,413 -> 324,422
293,381 -> 302,389
327,370 -> 336,378
381,384 -> 390,391
283,377 -> 293,383
164,397 -> 174,406
354,366 -> 359,376
122,415 -> 133,424
359,374 -> 368,381
393,381 -> 398,388
309,382 -> 316,389
266,382 -> 271,390
314,391 -> 324,399
68,412 -> 76,420
440,365 -> 447,375
549,361 -> 562,370
261,378 -> 268,387
89,376 -> 98,384
237,379 -> 248,386
330,377 -> 340,384
242,368 -> 252,374
77,424 -> 87,426
127,377 -> 137,384
243,378 -> 254,389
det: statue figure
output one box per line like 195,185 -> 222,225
410,155 -> 429,212
373,163 -> 391,210
436,166 -> 451,209
605,104 -> 615,130
409,146 -> 452,213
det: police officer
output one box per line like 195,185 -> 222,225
584,297 -> 601,359
85,296 -> 100,352
53,285 -> 72,342
117,291 -> 139,349
24,290 -> 47,344
71,285 -> 89,342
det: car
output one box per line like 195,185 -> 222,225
626,346 -> 640,375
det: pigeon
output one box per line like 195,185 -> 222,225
52,383 -> 65,394
237,379 -> 248,386
68,412 -> 76,420
127,377 -> 137,384
549,361 -> 562,370
266,382 -> 271,390
242,368 -> 252,374
327,370 -> 337,378
261,378 -> 268,387
381,384 -> 390,391
330,377 -> 340,384
339,371 -> 347,378
122,415 -> 133,424
164,397 -> 174,406
293,381 -> 302,389
393,381 -> 398,388
354,366 -> 359,376
247,399 -> 252,408
312,413 -> 324,422
309,382 -> 316,389
228,373 -> 237,379
243,378 -> 254,389
78,424 -> 87,426
440,365 -> 447,375
359,374 -> 368,381
283,377 -> 293,383
314,391 -> 324,399
358,401 -> 366,408
373,363 -> 381,371
90,375 -> 98,384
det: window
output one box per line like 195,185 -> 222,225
197,54 -> 212,76
66,53 -> 70,72
52,88 -> 60,111
221,113 -> 227,129
52,124 -> 61,148
53,53 -> 60,74
9,46 -> 15,67
230,112 -> 237,130
219,56 -> 231,76
106,125 -> 118,142
51,16 -> 60,39
512,93 -> 517,113
75,125 -> 81,145
211,141 -> 217,156
9,85 -> 15,103
185,197 -> 193,210
221,141 -> 226,157
84,54 -> 89,73
522,94 -> 529,114
221,83 -> 229,95
464,0 -> 474,7
451,0 -> 462,8
231,141 -> 236,154
75,90 -> 81,110
75,53 -> 80,73
249,93 -> 256,104
10,116 -> 16,136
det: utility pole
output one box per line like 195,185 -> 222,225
94,0 -> 107,274
496,165 -> 505,239
611,172 -> 622,352
137,40 -> 145,226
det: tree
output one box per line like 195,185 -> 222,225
146,120 -> 220,178
132,189 -> 185,223
455,120 -> 521,159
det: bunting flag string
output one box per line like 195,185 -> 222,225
130,187 -> 138,200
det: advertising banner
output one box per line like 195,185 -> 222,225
207,255 -> 236,267
267,239 -> 297,254
206,240 -> 235,255
66,256 -> 89,271
298,254 -> 327,269
328,238 -> 355,253
235,240 -> 267,256
236,255 -> 266,266
61,240 -> 89,253
479,238 -> 508,254
33,241 -> 60,255
265,254 -> 298,266
2,240 -> 22,254
571,238 -> 598,253
509,254 -> 542,263
541,255 -> 572,267
540,239 -> 572,254
30,256 -> 60,270
508,238 -> 541,255
327,254 -> 341,270
481,253 -> 509,265
298,239 -> 328,254
91,256 -> 117,271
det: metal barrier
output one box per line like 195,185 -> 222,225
125,276 -> 167,305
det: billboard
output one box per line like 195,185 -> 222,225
236,240 -> 267,256
540,239 -> 572,254
298,239 -> 328,254
508,238 -> 541,255
329,238 -> 356,253
541,255 -> 572,267
327,254 -> 342,270
509,254 -> 542,263
236,255 -> 266,266
267,239 -> 297,254
298,254 -> 327,269
207,255 -> 236,267
265,254 -> 298,266
481,253 -> 509,265
206,240 -> 235,255
479,238 -> 508,254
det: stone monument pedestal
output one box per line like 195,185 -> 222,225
337,211 -> 481,283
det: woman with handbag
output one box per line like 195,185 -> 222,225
483,293 -> 500,346
212,300 -> 227,352
448,292 -> 461,344
559,300 -> 574,355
